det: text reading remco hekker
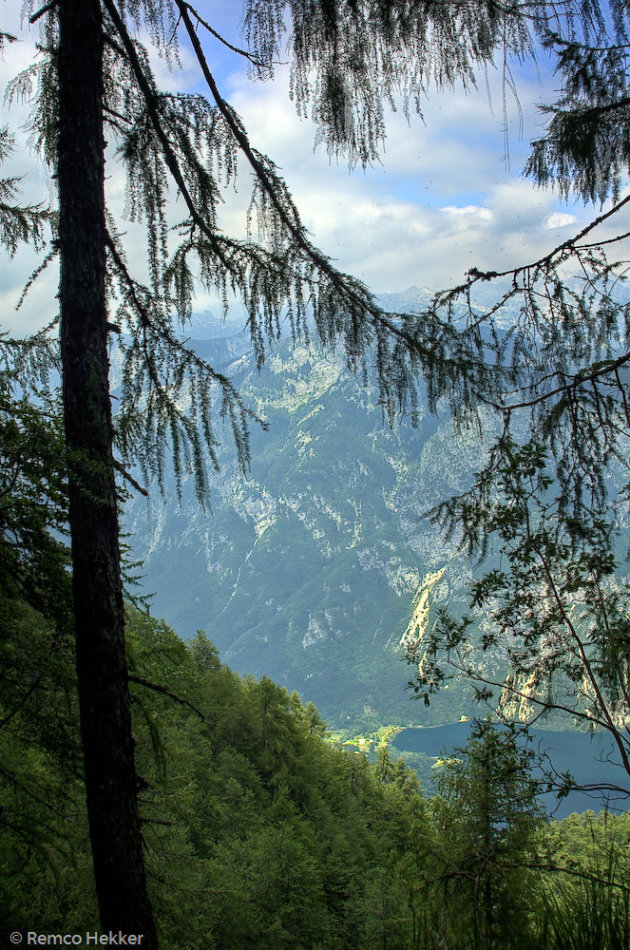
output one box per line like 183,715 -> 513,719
24,934 -> 144,945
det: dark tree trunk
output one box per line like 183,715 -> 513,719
57,1 -> 158,943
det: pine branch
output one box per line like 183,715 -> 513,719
454,192 -> 630,292
102,0 -> 235,276
175,0 -> 504,421
480,347 -> 630,413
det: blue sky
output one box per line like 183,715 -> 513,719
1,0 -> 626,334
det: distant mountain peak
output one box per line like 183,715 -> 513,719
377,286 -> 435,312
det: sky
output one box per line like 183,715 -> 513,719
1,0 -> 628,335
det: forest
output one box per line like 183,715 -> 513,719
2,0 -> 630,947
2,593 -> 630,949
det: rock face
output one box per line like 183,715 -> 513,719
123,292 -> 488,731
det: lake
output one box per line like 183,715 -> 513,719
392,722 -> 629,818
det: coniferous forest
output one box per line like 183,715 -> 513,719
3,0 -> 630,947
3,588 -> 630,949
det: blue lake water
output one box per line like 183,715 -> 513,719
392,722 -> 629,818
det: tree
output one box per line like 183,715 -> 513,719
414,441 -> 630,802
4,0 -> 630,938
430,721 -> 543,950
0,380 -> 89,933
401,4 -> 630,800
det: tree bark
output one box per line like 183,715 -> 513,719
57,1 -> 158,943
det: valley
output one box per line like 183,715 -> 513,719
122,291 -> 629,816
122,290 -> 489,735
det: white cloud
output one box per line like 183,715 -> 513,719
218,68 -> 604,292
441,205 -> 494,221
546,212 -> 578,229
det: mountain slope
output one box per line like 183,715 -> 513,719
123,292 -> 490,732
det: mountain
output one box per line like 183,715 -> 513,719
122,290 -> 494,733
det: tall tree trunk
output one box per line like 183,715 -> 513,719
57,1 -> 158,943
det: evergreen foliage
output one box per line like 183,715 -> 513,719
429,722 -> 544,949
0,374 -> 70,627
4,600 -> 630,949
0,127 -> 50,257
2,604 -> 433,948
10,0 -> 624,492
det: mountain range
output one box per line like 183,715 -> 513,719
122,288 -> 497,734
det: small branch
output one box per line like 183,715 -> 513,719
0,763 -> 76,821
576,228 -> 630,251
113,458 -> 149,497
531,538 -> 630,780
442,653 -> 611,733
105,232 -> 150,327
128,674 -> 206,721
103,104 -> 132,128
30,0 -> 59,24
140,815 -> 176,827
0,673 -> 45,732
182,2 -> 269,68
480,346 -> 630,414
452,192 -> 630,293
555,95 -> 630,122
505,860 -> 630,895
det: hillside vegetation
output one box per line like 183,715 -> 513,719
2,597 -> 629,949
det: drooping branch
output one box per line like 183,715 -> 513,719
176,0 -> 437,359
102,0 -> 235,276
105,228 -> 263,487
29,0 -> 59,26
112,458 -> 148,497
